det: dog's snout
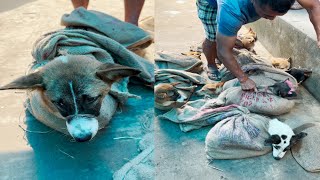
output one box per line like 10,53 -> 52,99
66,115 -> 99,142
74,133 -> 92,142
66,114 -> 95,122
274,157 -> 281,160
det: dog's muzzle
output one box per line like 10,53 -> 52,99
66,115 -> 99,142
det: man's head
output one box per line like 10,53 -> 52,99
252,0 -> 295,20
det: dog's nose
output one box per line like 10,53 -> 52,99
74,134 -> 92,142
274,157 -> 281,160
66,115 -> 99,142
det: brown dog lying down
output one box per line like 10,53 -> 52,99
0,55 -> 140,142
271,57 -> 291,70
236,28 -> 257,52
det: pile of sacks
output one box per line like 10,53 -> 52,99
156,41 -> 308,160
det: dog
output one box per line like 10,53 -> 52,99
236,28 -> 257,52
154,82 -> 190,110
269,79 -> 297,98
155,82 -> 181,105
196,82 -> 225,97
0,55 -> 140,142
286,67 -> 312,84
271,57 -> 291,70
265,119 -> 307,160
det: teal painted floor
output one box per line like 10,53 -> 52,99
0,85 -> 154,180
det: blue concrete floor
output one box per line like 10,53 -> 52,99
0,85 -> 153,180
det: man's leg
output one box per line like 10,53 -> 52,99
71,0 -> 89,9
202,38 -> 218,70
124,0 -> 145,26
196,0 -> 220,80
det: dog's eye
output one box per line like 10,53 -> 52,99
273,146 -> 280,150
86,95 -> 101,103
52,99 -> 66,109
281,135 -> 287,140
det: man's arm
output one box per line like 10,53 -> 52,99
297,0 -> 320,47
216,32 -> 257,91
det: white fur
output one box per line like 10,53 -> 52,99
268,119 -> 294,159
66,116 -> 99,140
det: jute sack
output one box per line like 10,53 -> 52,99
219,67 -> 297,116
158,102 -> 247,132
291,123 -> 320,172
216,86 -> 295,115
205,113 -> 272,160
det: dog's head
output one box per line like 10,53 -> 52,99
154,82 -> 181,105
247,28 -> 257,40
270,79 -> 297,98
236,28 -> 257,51
265,119 -> 307,160
0,55 -> 140,142
286,67 -> 312,84
271,57 -> 291,70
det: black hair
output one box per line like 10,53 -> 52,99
255,0 -> 295,13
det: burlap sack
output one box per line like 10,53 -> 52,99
155,52 -> 203,73
216,86 -> 295,115
205,113 -> 272,160
219,65 -> 297,115
291,123 -> 320,172
158,103 -> 247,132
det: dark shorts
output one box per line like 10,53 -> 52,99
196,0 -> 218,41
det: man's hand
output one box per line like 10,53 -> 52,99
239,77 -> 257,91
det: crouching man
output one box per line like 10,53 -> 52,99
197,0 -> 320,91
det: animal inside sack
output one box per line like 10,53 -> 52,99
265,119 -> 307,160
155,82 -> 181,105
0,55 -> 141,142
286,67 -> 312,84
268,79 -> 297,98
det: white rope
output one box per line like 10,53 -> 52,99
69,81 -> 78,115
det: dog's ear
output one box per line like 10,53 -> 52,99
264,135 -> 281,145
0,71 -> 43,90
284,132 -> 308,150
290,132 -> 308,145
96,63 -> 141,83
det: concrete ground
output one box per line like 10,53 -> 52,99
0,0 -> 154,179
155,0 -> 320,179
